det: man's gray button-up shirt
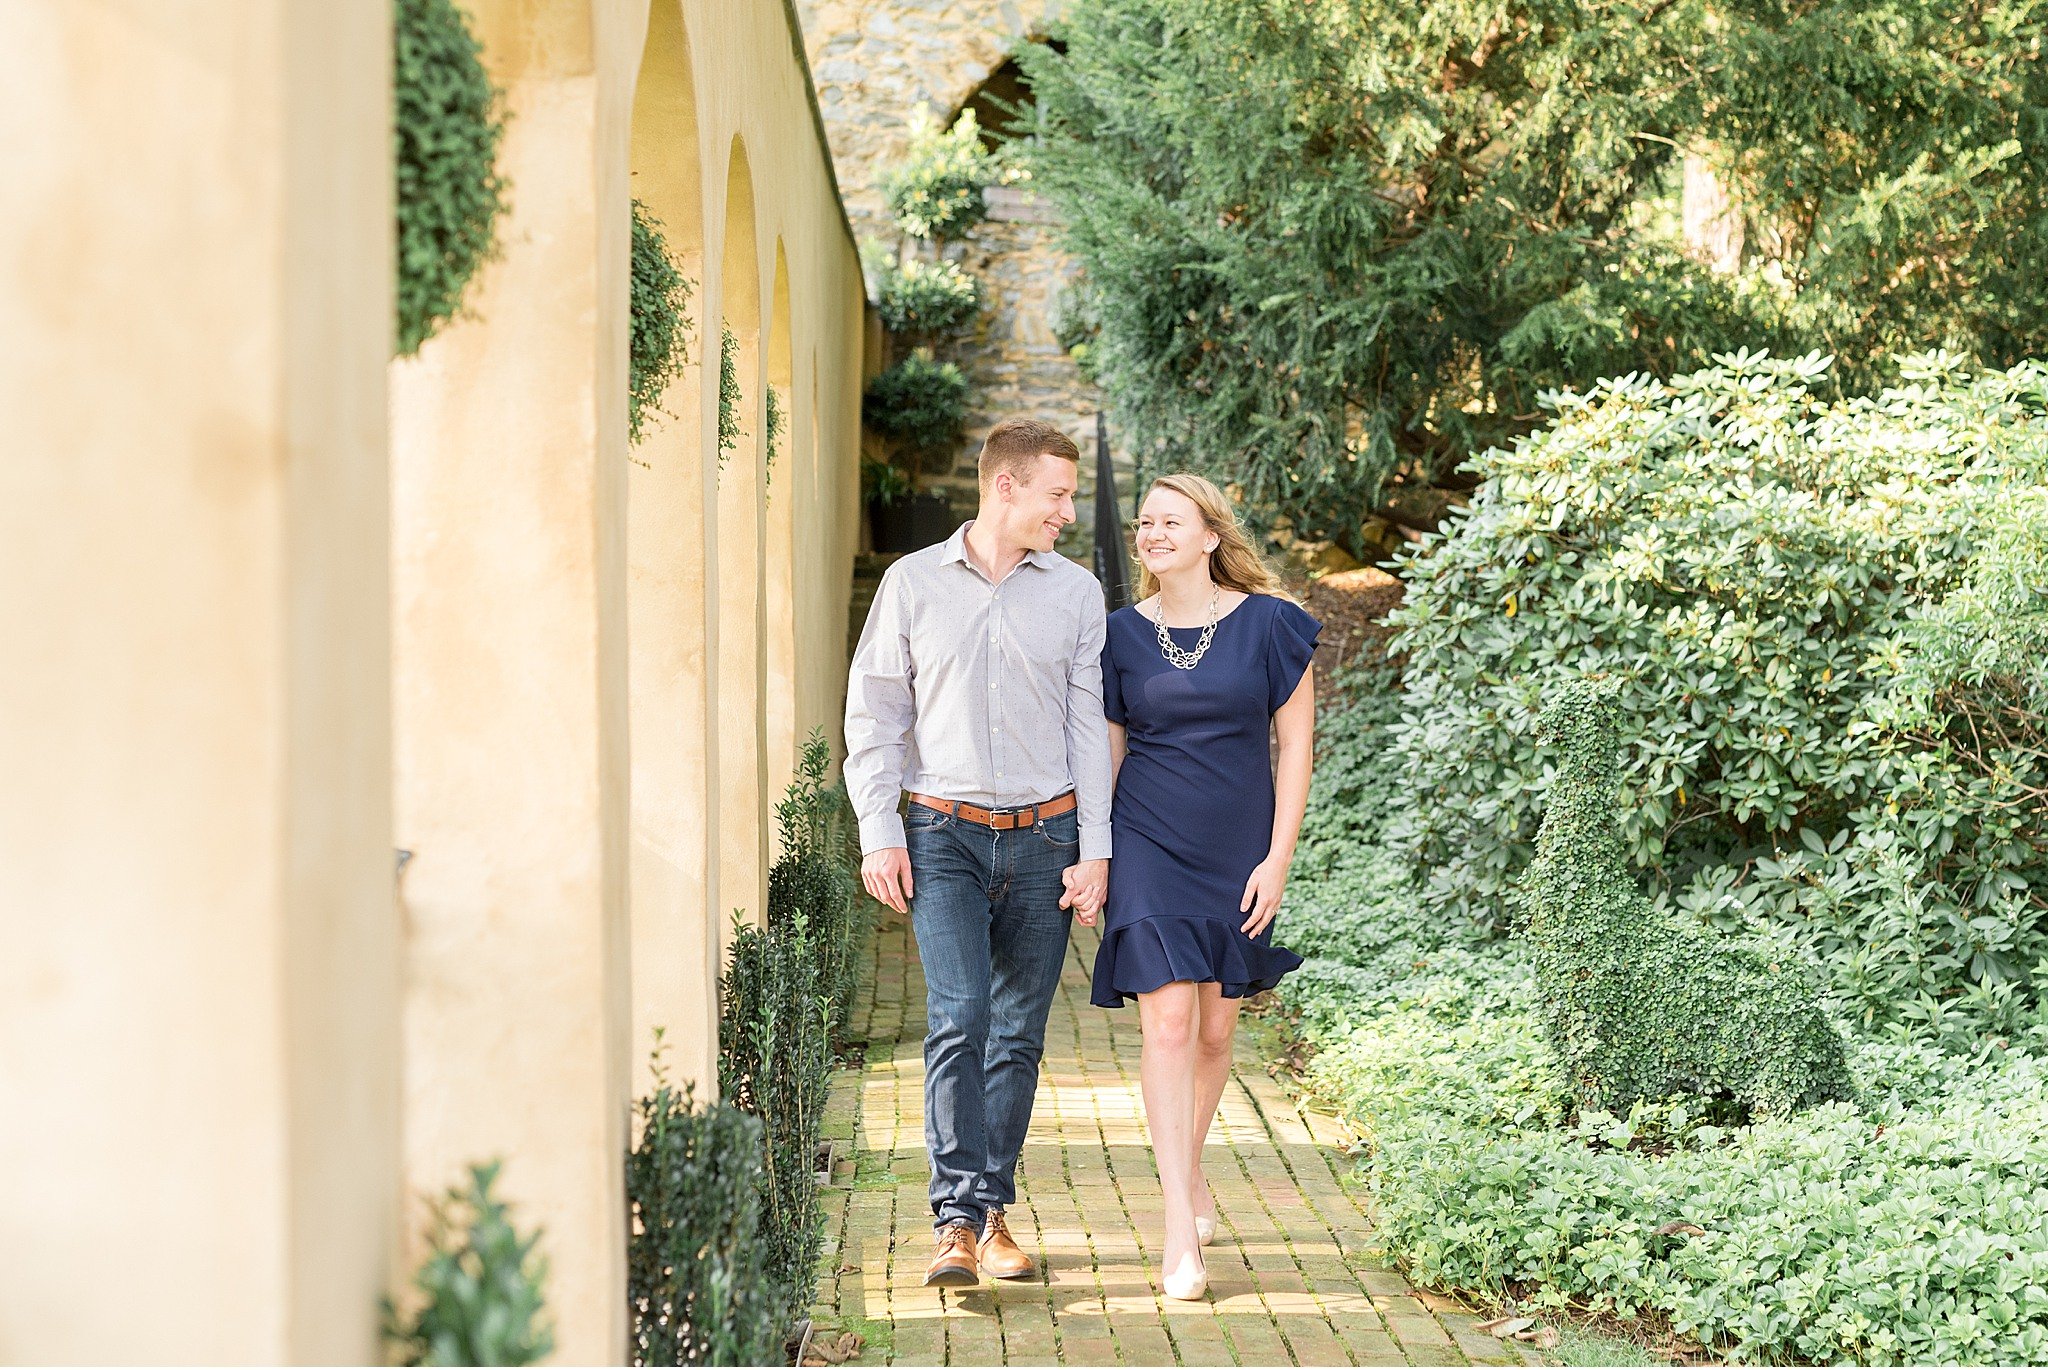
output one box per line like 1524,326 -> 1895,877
843,522 -> 1114,861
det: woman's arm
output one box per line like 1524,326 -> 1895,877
1109,721 -> 1126,789
1240,665 -> 1314,936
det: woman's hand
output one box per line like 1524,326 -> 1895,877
1239,854 -> 1288,937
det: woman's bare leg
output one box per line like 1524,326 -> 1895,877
1189,984 -> 1241,1225
1137,982 -> 1205,1287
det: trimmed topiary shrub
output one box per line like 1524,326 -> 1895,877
881,108 -> 1009,243
862,349 -> 969,471
1384,351 -> 2048,1033
386,1161 -> 552,1367
393,0 -> 509,356
718,910 -> 830,1334
627,1039 -> 777,1367
629,200 -> 693,445
1521,681 -> 1853,1118
874,256 -> 985,338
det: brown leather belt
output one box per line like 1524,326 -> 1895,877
908,790 -> 1077,830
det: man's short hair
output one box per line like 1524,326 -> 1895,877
978,418 -> 1080,490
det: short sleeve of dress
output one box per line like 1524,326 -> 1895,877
1101,622 -> 1127,725
1266,598 -> 1321,713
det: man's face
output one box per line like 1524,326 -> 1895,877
1001,453 -> 1079,552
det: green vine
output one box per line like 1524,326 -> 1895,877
763,384 -> 785,494
393,0 -> 509,356
628,200 -> 693,445
717,325 -> 743,472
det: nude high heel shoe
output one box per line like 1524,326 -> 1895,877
1194,1213 -> 1216,1247
1162,1249 -> 1209,1302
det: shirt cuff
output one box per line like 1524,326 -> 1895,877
1079,822 -> 1113,863
859,810 -> 908,854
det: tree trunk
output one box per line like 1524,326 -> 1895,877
1682,152 -> 1744,273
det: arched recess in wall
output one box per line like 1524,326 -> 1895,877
949,42 -> 1061,147
715,134 -> 766,938
763,241 -> 797,817
625,0 -> 711,1093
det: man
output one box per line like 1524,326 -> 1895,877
844,418 -> 1113,1287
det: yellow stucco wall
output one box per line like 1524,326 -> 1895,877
2,0 -> 865,1361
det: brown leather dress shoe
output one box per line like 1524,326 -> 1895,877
925,1220 -> 981,1287
978,1210 -> 1036,1279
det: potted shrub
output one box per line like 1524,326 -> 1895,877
862,460 -> 952,553
862,348 -> 968,552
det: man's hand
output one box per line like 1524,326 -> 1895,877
1061,858 -> 1108,927
863,847 -> 914,914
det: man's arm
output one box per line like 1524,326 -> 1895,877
1062,588 -> 1113,921
1066,589 -> 1113,862
843,566 -> 915,856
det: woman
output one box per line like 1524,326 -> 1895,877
1083,472 -> 1318,1301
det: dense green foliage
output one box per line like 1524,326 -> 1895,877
862,349 -> 970,471
1020,0 -> 2048,548
627,1045 -> 777,1367
771,731 -> 868,1037
716,325 -> 741,470
881,108 -> 1009,242
874,256 -> 985,339
394,0 -> 508,356
716,733 -> 865,1334
629,201 -> 694,445
386,1161 -> 553,1367
1280,676 -> 2048,1365
1522,683 -> 1851,1117
718,912 -> 829,1333
763,384 -> 784,492
860,459 -> 914,507
1385,353 -> 2048,1035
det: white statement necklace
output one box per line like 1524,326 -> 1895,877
1151,588 -> 1221,670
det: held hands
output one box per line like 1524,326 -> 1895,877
1061,858 -> 1108,927
1240,854 -> 1288,937
863,846 -> 913,914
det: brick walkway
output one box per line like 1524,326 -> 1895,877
808,908 -> 1531,1368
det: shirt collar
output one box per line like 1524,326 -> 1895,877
943,521 -> 1062,573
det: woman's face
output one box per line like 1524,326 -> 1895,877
1135,487 -> 1212,580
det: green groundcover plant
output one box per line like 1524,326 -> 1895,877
1385,352 -> 2048,1037
1278,666 -> 2048,1365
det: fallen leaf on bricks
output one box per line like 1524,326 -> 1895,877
1511,1325 -> 1562,1349
803,1331 -> 865,1365
1476,1316 -> 1535,1338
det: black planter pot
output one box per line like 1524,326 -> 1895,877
869,492 -> 955,553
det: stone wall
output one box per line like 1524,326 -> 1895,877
797,0 -> 1139,567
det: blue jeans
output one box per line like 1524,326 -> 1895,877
905,800 -> 1077,1233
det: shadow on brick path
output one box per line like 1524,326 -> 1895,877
807,907 -> 1536,1368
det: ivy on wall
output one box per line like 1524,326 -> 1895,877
763,384 -> 785,494
628,200 -> 694,445
393,0 -> 509,356
717,325 -> 742,473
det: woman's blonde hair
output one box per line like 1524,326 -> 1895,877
1134,472 -> 1285,600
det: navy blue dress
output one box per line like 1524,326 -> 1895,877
1089,592 -> 1319,1008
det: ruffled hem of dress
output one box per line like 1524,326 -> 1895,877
1088,914 -> 1305,1009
